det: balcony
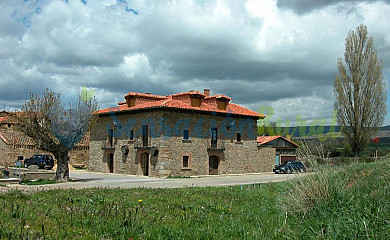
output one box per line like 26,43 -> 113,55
133,138 -> 151,150
207,140 -> 225,151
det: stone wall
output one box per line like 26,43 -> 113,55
0,144 -> 52,167
69,147 -> 89,167
90,109 -> 275,176
0,141 -> 89,168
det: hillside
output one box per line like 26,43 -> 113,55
271,125 -> 390,138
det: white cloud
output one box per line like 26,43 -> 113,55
0,0 -> 389,125
121,53 -> 151,78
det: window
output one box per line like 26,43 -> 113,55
7,123 -> 11,128
108,129 -> 114,147
211,128 -> 218,141
211,128 -> 218,147
289,149 -> 296,155
17,156 -> 23,161
236,132 -> 241,142
183,156 -> 189,168
130,130 -> 134,140
142,125 -> 149,146
183,129 -> 189,140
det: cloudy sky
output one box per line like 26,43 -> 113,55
1,0 -> 390,126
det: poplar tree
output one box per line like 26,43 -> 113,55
334,24 -> 387,156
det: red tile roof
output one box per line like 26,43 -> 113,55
98,91 -> 264,118
257,136 -> 299,147
0,129 -> 36,146
0,129 -> 89,147
125,92 -> 167,99
205,94 -> 232,101
170,91 -> 205,97
0,116 -> 9,123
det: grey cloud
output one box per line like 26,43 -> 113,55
0,0 -> 389,123
277,0 -> 390,14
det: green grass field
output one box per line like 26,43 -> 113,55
362,137 -> 390,156
1,157 -> 389,239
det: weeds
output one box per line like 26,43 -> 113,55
283,159 -> 390,239
166,175 -> 192,178
21,179 -> 57,185
0,157 -> 389,239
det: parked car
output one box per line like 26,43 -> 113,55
24,154 -> 55,170
273,161 -> 306,174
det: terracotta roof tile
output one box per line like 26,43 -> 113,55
0,129 -> 89,147
98,99 -> 263,118
0,129 -> 36,146
205,94 -> 232,101
170,91 -> 205,97
257,136 -> 299,147
74,134 -> 89,147
125,92 -> 167,99
98,91 -> 264,118
0,116 -> 9,123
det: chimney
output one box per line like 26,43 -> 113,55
204,89 -> 210,97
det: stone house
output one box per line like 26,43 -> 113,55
0,111 -> 89,167
257,136 -> 299,165
89,89 -> 275,177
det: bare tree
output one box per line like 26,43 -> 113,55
334,24 -> 387,156
16,89 -> 98,182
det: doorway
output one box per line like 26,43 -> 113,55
140,152 -> 149,176
281,156 -> 296,164
209,155 -> 219,175
108,153 -> 114,173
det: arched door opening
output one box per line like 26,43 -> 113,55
140,152 -> 149,176
209,155 -> 219,175
108,153 -> 114,173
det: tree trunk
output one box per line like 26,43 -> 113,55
55,145 -> 70,182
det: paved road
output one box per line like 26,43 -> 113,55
53,170 -> 306,189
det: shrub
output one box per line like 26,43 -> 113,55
282,158 -> 390,239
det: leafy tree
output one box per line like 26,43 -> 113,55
16,89 -> 98,182
334,24 -> 387,156
258,121 -> 278,136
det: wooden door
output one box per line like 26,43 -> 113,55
281,156 -> 296,164
141,152 -> 149,176
108,153 -> 114,173
209,155 -> 219,175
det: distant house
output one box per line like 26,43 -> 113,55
257,136 -> 299,165
0,111 -> 89,167
89,89 -> 276,177
0,111 -> 15,129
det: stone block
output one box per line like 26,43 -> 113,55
28,165 -> 39,172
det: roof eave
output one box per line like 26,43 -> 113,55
98,106 -> 260,119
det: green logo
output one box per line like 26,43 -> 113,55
81,86 -> 96,103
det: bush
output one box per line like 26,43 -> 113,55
342,141 -> 353,157
282,158 -> 390,239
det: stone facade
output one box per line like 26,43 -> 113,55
0,143 -> 50,167
0,111 -> 90,167
257,136 -> 299,165
90,109 -> 275,177
0,136 -> 89,167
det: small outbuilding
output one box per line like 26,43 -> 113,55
257,136 -> 299,165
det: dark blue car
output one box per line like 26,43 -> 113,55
24,154 -> 55,170
273,161 -> 306,174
